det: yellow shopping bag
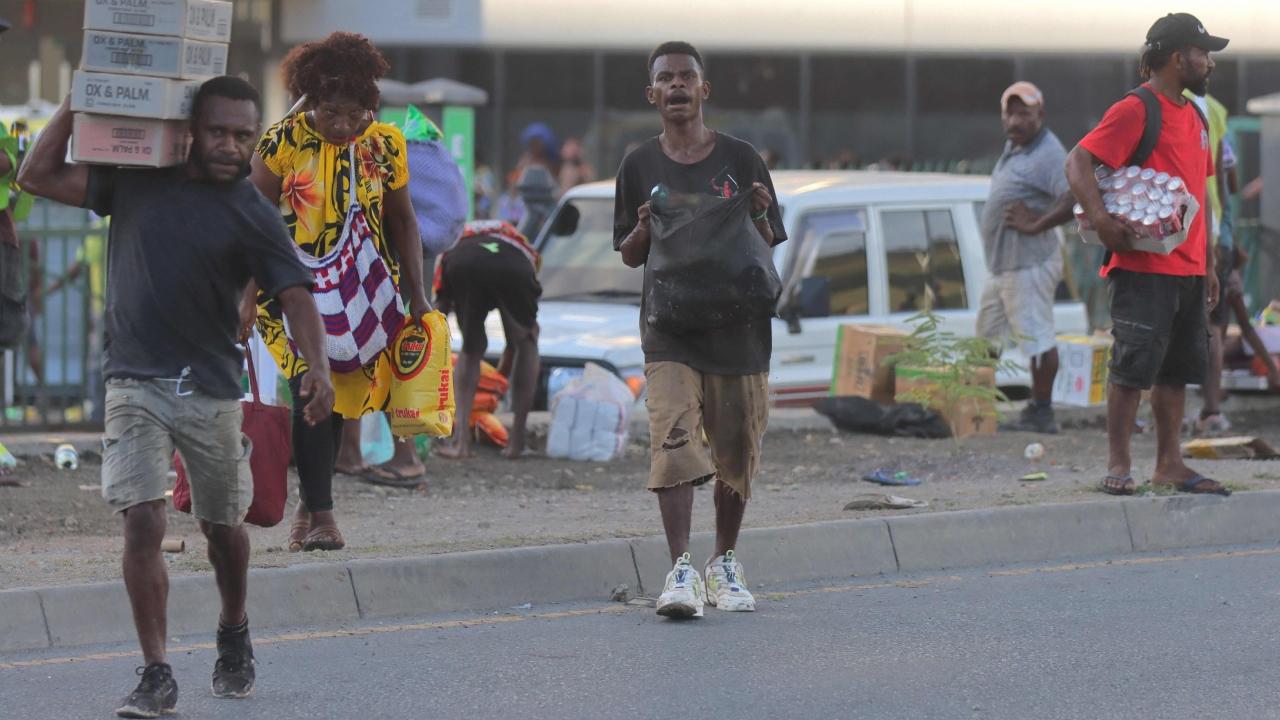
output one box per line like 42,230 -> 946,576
387,312 -> 456,437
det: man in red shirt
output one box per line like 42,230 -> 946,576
1065,13 -> 1228,496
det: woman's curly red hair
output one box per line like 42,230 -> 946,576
281,32 -> 390,110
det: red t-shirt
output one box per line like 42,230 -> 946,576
1079,87 -> 1214,277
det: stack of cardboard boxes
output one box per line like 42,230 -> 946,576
71,0 -> 232,167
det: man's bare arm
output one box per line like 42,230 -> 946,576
16,97 -> 89,208
619,201 -> 651,268
277,285 -> 334,425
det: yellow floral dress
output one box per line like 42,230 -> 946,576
254,112 -> 409,418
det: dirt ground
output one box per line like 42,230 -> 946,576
4,409 -> 1280,589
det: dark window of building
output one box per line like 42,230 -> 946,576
1244,59 -> 1280,108
811,55 -> 906,111
604,52 -> 652,111
1018,56 -> 1130,147
917,57 -> 1015,113
700,54 -> 799,110
506,51 -> 594,108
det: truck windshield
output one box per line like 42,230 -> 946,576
537,198 -> 644,302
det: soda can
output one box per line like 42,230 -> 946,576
1148,188 -> 1164,202
1153,172 -> 1171,187
1102,192 -> 1118,205
1110,177 -> 1128,192
1130,182 -> 1149,197
1142,213 -> 1161,238
1116,192 -> 1134,207
1126,207 -> 1146,224
1139,168 -> 1157,182
1167,177 -> 1185,194
1124,166 -> 1142,179
1157,204 -> 1182,234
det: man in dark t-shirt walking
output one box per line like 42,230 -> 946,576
19,77 -> 333,717
614,41 -> 786,619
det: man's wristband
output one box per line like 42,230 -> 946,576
751,208 -> 769,222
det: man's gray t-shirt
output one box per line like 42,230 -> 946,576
980,128 -> 1071,274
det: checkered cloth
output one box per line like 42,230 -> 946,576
291,149 -> 405,373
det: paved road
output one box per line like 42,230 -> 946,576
4,546 -> 1280,719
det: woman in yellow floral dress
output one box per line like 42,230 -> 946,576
240,32 -> 430,551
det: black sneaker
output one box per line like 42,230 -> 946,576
211,621 -> 256,699
116,663 -> 178,718
1000,403 -> 1060,434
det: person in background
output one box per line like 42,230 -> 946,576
242,32 -> 432,552
1065,13 -> 1227,496
19,77 -> 332,718
1191,91 -> 1233,433
558,137 -> 595,190
976,81 -> 1075,434
434,220 -> 541,461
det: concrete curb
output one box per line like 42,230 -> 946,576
4,491 -> 1280,653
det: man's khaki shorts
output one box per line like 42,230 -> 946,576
102,378 -> 252,526
643,362 -> 769,500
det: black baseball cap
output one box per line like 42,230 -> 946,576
1146,13 -> 1229,52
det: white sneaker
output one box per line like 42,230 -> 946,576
1194,413 -> 1232,436
655,553 -> 704,619
704,550 -> 756,612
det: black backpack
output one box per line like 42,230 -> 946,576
1099,85 -> 1210,264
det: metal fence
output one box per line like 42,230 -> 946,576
2,198 -> 104,432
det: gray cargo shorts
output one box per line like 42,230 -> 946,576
102,378 -> 252,526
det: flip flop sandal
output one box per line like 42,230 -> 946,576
861,468 -> 922,486
302,525 -> 345,552
1177,473 -> 1231,496
361,466 -> 426,489
287,516 -> 310,552
1100,474 -> 1136,495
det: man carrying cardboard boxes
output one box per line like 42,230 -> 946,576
20,3 -> 336,717
22,75 -> 335,719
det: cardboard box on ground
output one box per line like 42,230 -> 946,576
830,324 -> 908,404
895,366 -> 998,438
1182,437 -> 1280,460
1053,335 -> 1113,407
73,1 -> 232,168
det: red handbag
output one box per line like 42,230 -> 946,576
173,346 -> 291,527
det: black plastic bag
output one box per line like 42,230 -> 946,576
645,188 -> 782,334
814,396 -> 951,439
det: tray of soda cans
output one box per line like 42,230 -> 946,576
1076,165 -> 1199,255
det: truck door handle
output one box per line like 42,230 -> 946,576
780,354 -> 816,365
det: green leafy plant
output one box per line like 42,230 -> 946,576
886,310 -> 1025,440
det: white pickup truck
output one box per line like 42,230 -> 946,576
468,170 -> 1088,409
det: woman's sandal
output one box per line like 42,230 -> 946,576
302,524 -> 346,552
287,516 -> 311,552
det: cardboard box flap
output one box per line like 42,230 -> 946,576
1181,436 -> 1280,460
